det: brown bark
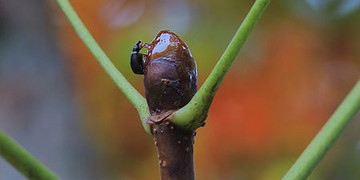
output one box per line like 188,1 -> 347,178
133,30 -> 198,179
152,121 -> 195,180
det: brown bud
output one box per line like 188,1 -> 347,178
138,30 -> 198,115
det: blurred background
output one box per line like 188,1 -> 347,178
1,0 -> 360,179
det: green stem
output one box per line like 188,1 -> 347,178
0,131 -> 60,180
282,79 -> 360,180
55,0 -> 150,134
171,0 -> 271,129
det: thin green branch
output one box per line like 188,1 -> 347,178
0,131 -> 60,180
55,0 -> 150,134
171,0 -> 271,129
282,79 -> 360,180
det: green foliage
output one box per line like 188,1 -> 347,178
0,131 -> 60,180
282,80 -> 360,180
55,0 -> 150,134
170,0 -> 270,130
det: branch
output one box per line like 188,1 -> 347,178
170,0 -> 271,129
0,131 -> 60,180
282,79 -> 360,180
55,0 -> 150,134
